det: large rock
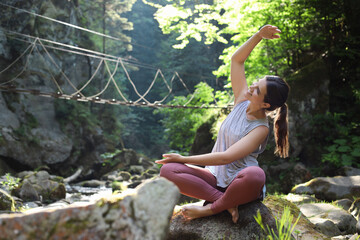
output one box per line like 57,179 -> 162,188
0,177 -> 180,240
168,200 -> 277,240
291,176 -> 360,201
300,203 -> 357,237
12,171 -> 66,203
0,88 -> 73,168
337,166 -> 360,177
0,0 -> 112,174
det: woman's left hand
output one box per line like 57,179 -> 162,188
258,25 -> 281,39
155,153 -> 184,165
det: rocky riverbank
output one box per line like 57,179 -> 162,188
0,165 -> 360,239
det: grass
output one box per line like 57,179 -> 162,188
254,206 -> 301,240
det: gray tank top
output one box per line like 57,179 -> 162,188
206,100 -> 269,188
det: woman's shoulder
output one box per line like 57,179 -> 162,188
234,95 -> 248,106
234,99 -> 250,109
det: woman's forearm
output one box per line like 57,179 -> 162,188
182,152 -> 231,166
231,31 -> 262,63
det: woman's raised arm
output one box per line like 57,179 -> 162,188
231,25 -> 281,105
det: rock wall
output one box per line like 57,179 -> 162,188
0,0 -> 111,175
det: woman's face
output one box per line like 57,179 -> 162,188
245,78 -> 268,106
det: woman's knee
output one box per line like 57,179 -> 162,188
240,166 -> 266,186
159,163 -> 183,179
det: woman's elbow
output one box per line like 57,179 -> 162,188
231,55 -> 245,64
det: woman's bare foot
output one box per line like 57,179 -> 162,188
227,206 -> 239,223
181,204 -> 214,221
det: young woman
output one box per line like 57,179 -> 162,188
155,25 -> 290,223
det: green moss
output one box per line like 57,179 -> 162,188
51,176 -> 64,183
111,181 -> 127,192
0,189 -> 15,211
63,219 -> 89,234
264,195 -> 302,219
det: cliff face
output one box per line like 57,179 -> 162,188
0,0 -> 110,176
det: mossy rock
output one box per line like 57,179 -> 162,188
111,181 -> 127,192
118,171 -> 131,181
0,189 -> 15,211
264,195 -> 329,239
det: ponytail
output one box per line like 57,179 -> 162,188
273,103 -> 289,158
264,75 -> 290,158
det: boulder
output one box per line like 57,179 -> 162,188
0,177 -> 180,240
335,199 -> 354,211
12,171 -> 66,203
119,171 -> 131,181
300,203 -> 357,236
168,200 -> 277,240
0,94 -> 73,168
337,166 -> 360,177
291,176 -> 360,201
283,193 -> 318,205
76,180 -> 106,188
190,119 -> 216,155
0,189 -> 15,211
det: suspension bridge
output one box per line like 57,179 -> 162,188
0,2 -> 234,110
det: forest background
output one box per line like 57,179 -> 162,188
0,0 -> 359,194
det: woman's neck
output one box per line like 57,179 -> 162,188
246,102 -> 266,120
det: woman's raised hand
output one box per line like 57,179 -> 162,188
258,25 -> 281,39
155,153 -> 184,165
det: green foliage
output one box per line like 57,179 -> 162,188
150,0 -> 360,123
77,0 -> 136,53
101,149 -> 122,167
303,112 -> 360,169
155,82 -> 228,152
322,135 -> 360,168
0,173 -> 20,192
254,206 -> 301,240
151,0 -> 321,83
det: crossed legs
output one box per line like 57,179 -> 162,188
160,163 -> 265,223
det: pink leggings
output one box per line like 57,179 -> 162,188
160,163 -> 265,214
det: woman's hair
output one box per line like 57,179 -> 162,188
263,75 -> 290,158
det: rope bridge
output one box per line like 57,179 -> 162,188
0,2 -> 234,109
0,31 -> 233,109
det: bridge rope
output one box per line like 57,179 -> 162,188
0,31 -> 234,109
